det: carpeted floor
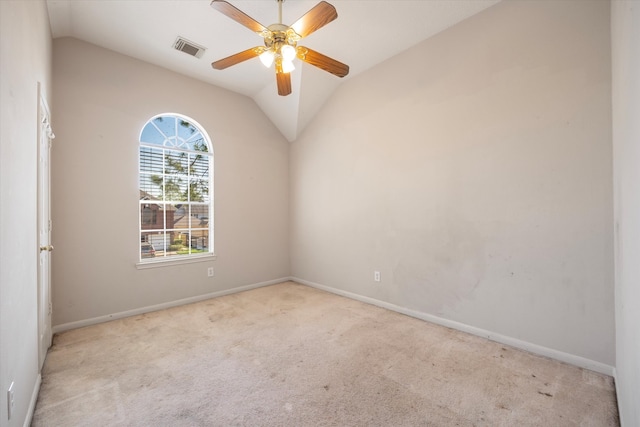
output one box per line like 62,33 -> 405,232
32,281 -> 619,426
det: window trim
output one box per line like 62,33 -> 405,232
135,253 -> 216,270
138,113 -> 214,265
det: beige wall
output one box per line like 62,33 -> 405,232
0,1 -> 52,425
291,0 -> 614,367
51,38 -> 290,326
612,1 -> 640,425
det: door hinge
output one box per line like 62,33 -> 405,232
48,219 -> 52,231
48,302 -> 52,316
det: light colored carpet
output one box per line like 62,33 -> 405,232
32,281 -> 619,426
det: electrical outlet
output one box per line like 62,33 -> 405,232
207,267 -> 214,277
7,381 -> 15,420
374,271 -> 381,282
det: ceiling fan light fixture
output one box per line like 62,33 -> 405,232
281,59 -> 295,73
281,44 -> 296,62
259,50 -> 275,68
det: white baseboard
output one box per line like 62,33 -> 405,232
612,367 -> 624,426
292,277 -> 615,377
52,277 -> 290,334
51,276 -> 614,377
24,373 -> 41,427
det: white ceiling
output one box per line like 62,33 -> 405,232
46,0 -> 500,141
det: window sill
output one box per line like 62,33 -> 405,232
136,253 -> 217,270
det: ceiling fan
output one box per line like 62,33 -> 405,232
210,0 -> 349,96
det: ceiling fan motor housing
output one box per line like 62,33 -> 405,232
263,24 -> 300,54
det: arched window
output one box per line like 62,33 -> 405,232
138,113 -> 213,262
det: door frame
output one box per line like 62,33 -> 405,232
37,82 -> 54,370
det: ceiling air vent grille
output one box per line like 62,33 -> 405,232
173,37 -> 206,58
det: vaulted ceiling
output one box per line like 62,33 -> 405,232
46,0 -> 500,141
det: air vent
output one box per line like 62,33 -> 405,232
173,37 -> 206,58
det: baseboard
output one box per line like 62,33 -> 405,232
51,276 -> 614,377
52,277 -> 290,334
292,277 -> 615,377
24,373 -> 41,427
612,367 -> 624,426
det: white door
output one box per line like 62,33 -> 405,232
37,84 -> 54,370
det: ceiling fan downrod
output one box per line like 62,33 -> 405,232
277,0 -> 284,24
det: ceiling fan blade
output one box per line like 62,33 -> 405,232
275,62 -> 292,96
297,46 -> 349,77
210,0 -> 267,34
276,73 -> 292,96
276,73 -> 291,96
212,47 -> 265,70
290,1 -> 338,38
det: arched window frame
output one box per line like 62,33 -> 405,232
137,113 -> 215,266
